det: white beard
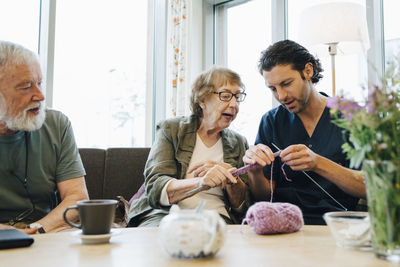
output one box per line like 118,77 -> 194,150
0,95 -> 46,132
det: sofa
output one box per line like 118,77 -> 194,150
78,147 -> 366,223
78,148 -> 150,201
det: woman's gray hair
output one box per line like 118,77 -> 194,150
0,40 -> 39,79
190,66 -> 245,117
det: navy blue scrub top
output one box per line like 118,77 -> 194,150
255,98 -> 359,225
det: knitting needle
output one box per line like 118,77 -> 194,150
270,142 -> 347,211
184,164 -> 258,195
185,151 -> 280,196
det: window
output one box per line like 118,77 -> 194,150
1,0 -> 395,148
288,0 -> 368,102
211,0 -> 378,143
52,0 -> 148,148
384,0 -> 400,65
215,0 -> 273,145
0,0 -> 40,52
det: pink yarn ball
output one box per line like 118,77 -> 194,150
245,202 -> 304,234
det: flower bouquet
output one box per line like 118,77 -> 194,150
327,57 -> 400,262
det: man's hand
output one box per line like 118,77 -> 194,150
22,227 -> 39,235
35,177 -> 88,233
280,144 -> 318,171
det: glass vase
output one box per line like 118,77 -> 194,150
363,160 -> 400,263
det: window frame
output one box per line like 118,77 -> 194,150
38,0 -> 56,110
30,0 -> 387,147
37,0 -> 156,146
206,0 -> 386,106
205,0 -> 288,109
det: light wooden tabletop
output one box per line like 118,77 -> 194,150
0,225 -> 397,267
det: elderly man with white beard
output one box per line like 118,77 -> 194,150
0,41 -> 88,234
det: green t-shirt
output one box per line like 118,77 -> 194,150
0,109 -> 86,224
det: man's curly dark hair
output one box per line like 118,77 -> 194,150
258,39 -> 323,84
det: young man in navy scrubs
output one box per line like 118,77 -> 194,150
243,40 -> 366,224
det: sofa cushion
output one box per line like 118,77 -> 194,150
103,148 -> 150,200
79,148 -> 106,199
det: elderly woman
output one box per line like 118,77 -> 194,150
128,66 -> 250,227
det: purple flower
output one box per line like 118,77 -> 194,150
332,98 -> 362,122
342,112 -> 354,122
366,99 -> 375,114
339,99 -> 362,115
326,97 -> 339,109
366,90 -> 377,113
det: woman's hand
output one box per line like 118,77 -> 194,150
243,144 -> 276,168
199,165 -> 237,190
166,163 -> 238,203
188,161 -> 233,178
280,144 -> 318,171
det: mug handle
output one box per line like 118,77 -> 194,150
63,206 -> 81,229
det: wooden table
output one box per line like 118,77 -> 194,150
0,225 -> 397,267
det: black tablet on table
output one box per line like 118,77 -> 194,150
0,229 -> 34,249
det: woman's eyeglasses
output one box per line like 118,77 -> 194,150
213,91 -> 247,102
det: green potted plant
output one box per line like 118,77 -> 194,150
327,57 -> 400,262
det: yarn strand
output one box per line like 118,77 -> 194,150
269,153 -> 291,202
242,151 -> 304,235
270,143 -> 347,211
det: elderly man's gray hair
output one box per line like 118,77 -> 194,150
0,40 -> 39,79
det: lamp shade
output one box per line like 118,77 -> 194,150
297,2 -> 370,55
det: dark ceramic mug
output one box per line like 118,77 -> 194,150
63,199 -> 118,235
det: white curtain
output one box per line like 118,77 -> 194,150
167,0 -> 191,117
